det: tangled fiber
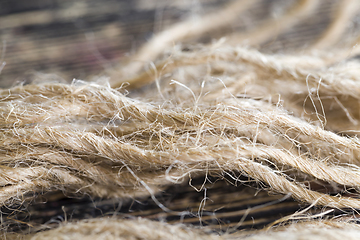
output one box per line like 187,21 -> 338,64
6,218 -> 360,240
4,0 -> 360,239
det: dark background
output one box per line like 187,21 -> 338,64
0,0 -> 342,88
0,0 -> 232,87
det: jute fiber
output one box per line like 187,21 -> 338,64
3,0 -> 360,239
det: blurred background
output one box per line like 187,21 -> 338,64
1,0 -> 355,88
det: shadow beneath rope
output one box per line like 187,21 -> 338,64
0,174 -> 340,235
